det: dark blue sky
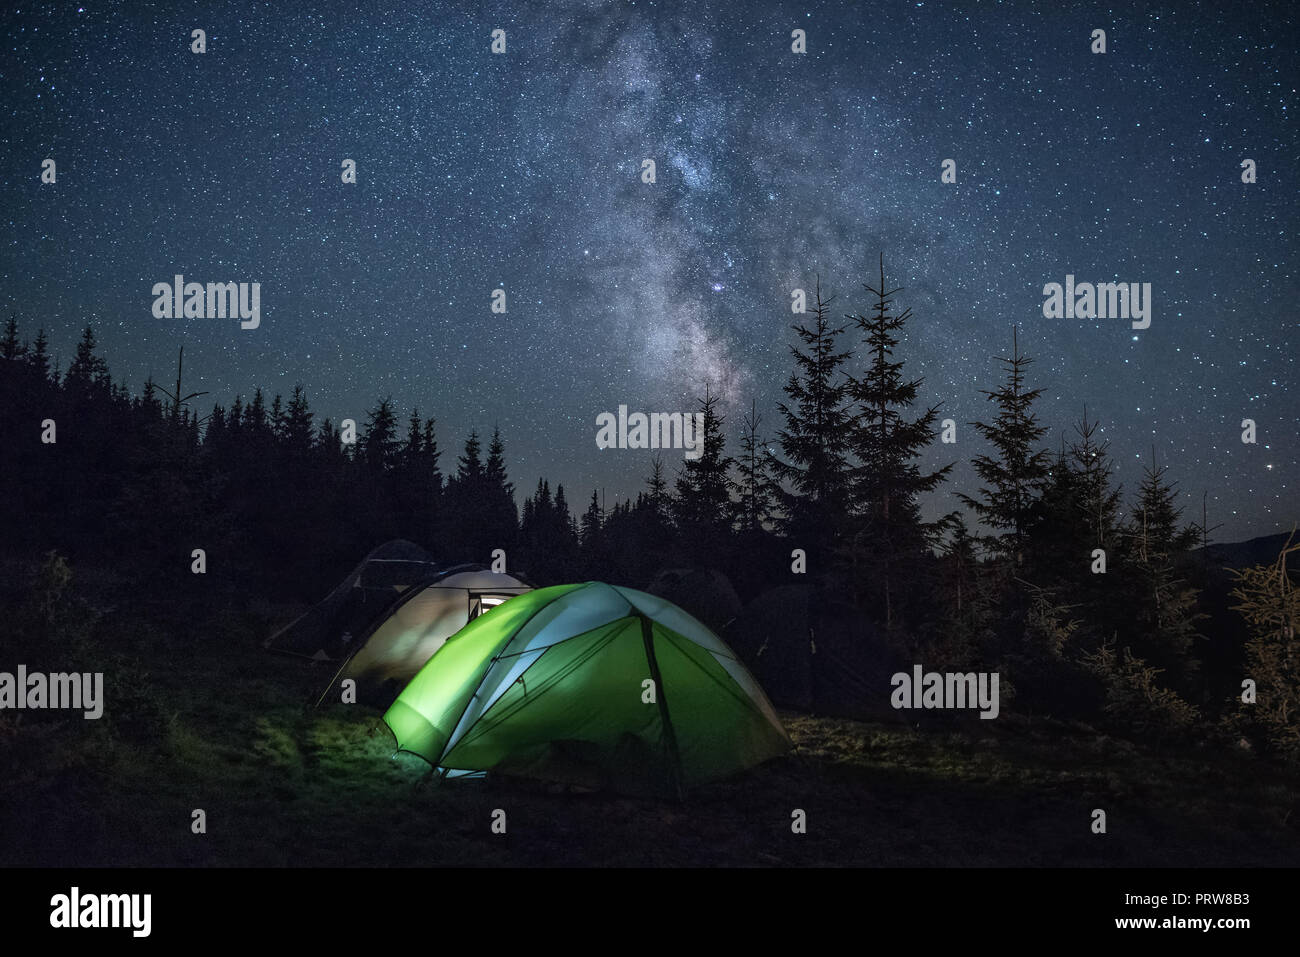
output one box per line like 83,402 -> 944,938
2,0 -> 1295,541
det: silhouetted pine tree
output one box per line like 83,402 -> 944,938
772,276 -> 854,567
732,399 -> 777,535
928,517 -> 997,670
108,367 -> 208,583
346,397 -> 401,546
442,430 -> 486,560
549,483 -> 580,580
64,326 -> 111,401
270,393 -> 285,440
245,388 -> 269,436
1070,408 -> 1123,552
0,321 -> 62,549
959,327 -> 1050,567
360,397 -> 400,473
391,409 -> 429,545
1,316 -> 25,361
1228,532 -> 1300,759
1113,454 -> 1205,691
625,455 -> 675,580
458,430 -> 483,482
599,496 -> 645,584
1079,639 -> 1198,743
671,385 -> 734,567
521,478 -> 551,554
54,327 -> 125,554
403,411 -> 423,463
1024,438 -> 1088,591
283,385 -> 314,453
1027,410 -> 1126,652
205,403 -> 227,442
228,395 -> 245,439
843,255 -> 953,629
317,417 -> 343,464
481,426 -> 519,559
645,455 -> 671,526
580,489 -> 604,557
29,329 -> 52,385
422,419 -> 443,492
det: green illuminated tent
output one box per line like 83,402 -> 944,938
384,582 -> 791,798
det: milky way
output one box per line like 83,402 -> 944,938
1,1 -> 1295,539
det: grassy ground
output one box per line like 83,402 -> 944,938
2,583 -> 1298,867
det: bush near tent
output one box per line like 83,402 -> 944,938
264,540 -> 438,661
384,582 -> 790,799
725,584 -> 909,722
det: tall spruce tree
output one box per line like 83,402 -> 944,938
28,329 -> 52,384
732,398 -> 777,535
418,416 -> 444,545
646,455 -> 670,522
360,397 -> 399,473
959,327 -> 1050,566
283,385 -> 315,453
1229,533 -> 1300,758
671,384 -> 734,565
929,516 -> 997,670
520,478 -> 550,569
550,483 -> 580,579
390,408 -> 427,542
1069,408 -> 1123,551
1025,437 -> 1088,590
270,393 -> 285,440
580,489 -> 603,552
422,418 -> 443,494
457,429 -> 484,484
64,326 -> 110,399
485,426 -> 514,498
1020,409 -> 1127,632
245,388 -> 269,437
773,276 -> 854,563
844,255 -> 953,626
1115,453 -> 1204,689
404,409 -> 423,459
482,425 -> 519,555
1,316 -> 25,361
636,455 -> 675,573
443,429 -> 491,558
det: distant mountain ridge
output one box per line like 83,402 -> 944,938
1195,530 -> 1299,571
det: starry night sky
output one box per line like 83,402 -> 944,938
2,1 -> 1295,542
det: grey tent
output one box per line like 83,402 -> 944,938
265,540 -> 439,661
318,564 -> 534,708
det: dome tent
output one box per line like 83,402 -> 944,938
644,567 -> 742,635
384,582 -> 791,798
724,583 -> 908,721
320,564 -> 533,708
265,540 -> 439,661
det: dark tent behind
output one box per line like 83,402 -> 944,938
644,568 -> 742,636
724,584 -> 907,721
265,540 -> 439,661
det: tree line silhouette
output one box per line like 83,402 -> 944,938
1,255 -> 1294,758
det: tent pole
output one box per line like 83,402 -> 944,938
314,647 -> 362,710
638,614 -> 685,801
